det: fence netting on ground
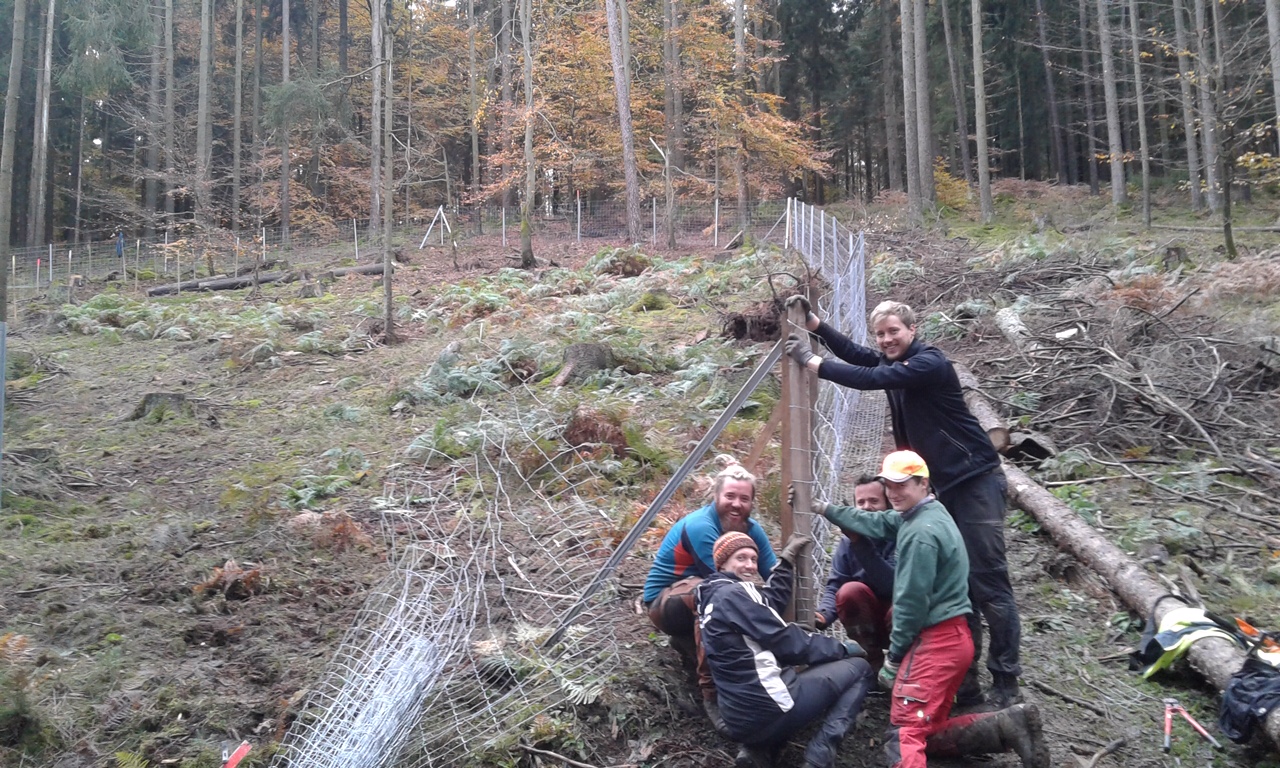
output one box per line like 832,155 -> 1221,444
271,199 -> 885,767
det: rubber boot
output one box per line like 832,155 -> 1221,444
954,665 -> 985,708
734,744 -> 774,768
703,697 -> 731,740
925,703 -> 1050,768
801,679 -> 872,768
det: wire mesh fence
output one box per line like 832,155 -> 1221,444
6,199 -> 791,313
268,198 -> 883,767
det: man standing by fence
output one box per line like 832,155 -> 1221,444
784,295 -> 1022,709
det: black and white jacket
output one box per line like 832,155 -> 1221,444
695,562 -> 849,739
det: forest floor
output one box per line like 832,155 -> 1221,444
2,183 -> 1280,768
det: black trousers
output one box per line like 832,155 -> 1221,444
734,657 -> 873,748
938,469 -> 1022,679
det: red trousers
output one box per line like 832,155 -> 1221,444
835,581 -> 892,666
886,615 -> 974,768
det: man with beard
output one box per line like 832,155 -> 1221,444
643,455 -> 778,731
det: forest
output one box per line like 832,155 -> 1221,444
1,0 -> 1280,255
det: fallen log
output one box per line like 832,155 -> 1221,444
1005,461 -> 1280,749
319,263 -> 387,280
953,363 -> 1010,453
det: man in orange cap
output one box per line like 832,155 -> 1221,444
796,452 -> 1048,768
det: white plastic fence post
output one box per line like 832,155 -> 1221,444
440,206 -> 445,245
48,244 -> 52,284
164,231 -> 169,274
652,198 -> 657,245
502,207 -> 507,248
136,239 -> 141,293
714,199 -> 720,247
820,209 -> 826,262
576,192 -> 581,243
262,227 -> 266,265
176,245 -> 181,294
784,198 -> 791,250
353,219 -> 359,261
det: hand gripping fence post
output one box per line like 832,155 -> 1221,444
544,337 -> 786,649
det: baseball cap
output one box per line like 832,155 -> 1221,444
877,450 -> 930,482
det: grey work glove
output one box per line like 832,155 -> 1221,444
786,482 -> 828,517
784,333 -> 817,367
778,534 -> 813,566
878,658 -> 900,691
784,294 -> 818,327
842,640 -> 867,658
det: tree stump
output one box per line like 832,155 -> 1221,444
129,393 -> 194,422
552,343 -> 615,387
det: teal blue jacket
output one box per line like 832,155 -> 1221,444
823,496 -> 971,660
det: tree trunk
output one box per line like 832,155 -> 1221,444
938,0 -> 972,184
881,1 -> 904,192
1126,0 -> 1150,227
72,98 -> 85,244
1173,0 -> 1204,210
499,0 -> 514,209
604,0 -> 643,244
337,0 -> 348,124
663,0 -> 685,171
196,0 -> 215,227
1095,0 -> 1127,205
251,0 -> 262,200
382,5 -> 397,340
1035,0 -> 1067,184
519,0 -> 535,269
27,0 -> 56,247
1269,0 -> 1280,153
1079,0 -> 1100,195
370,0 -> 383,232
900,0 -> 922,222
232,0 -> 243,232
913,0 -> 933,203
1210,0 -> 1234,256
145,2 -> 161,239
164,0 -> 176,232
0,0 -> 28,307
972,0 -> 993,222
1193,0 -> 1221,212
468,0 -> 481,232
733,0 -> 749,230
281,0 -> 291,248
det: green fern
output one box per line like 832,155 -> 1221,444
115,753 -> 149,768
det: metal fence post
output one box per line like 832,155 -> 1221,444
652,197 -> 657,246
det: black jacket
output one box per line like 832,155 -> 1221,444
812,326 -> 999,494
695,562 -> 849,739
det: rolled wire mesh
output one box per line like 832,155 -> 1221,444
271,200 -> 880,767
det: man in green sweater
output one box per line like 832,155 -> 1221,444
794,451 -> 1048,768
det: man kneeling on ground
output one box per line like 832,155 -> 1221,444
697,531 -> 873,768
798,451 -> 1049,768
642,456 -> 778,731
815,474 -> 896,670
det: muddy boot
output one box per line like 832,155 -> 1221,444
734,744 -> 774,768
954,666 -> 985,709
925,703 -> 1050,768
988,672 -> 1024,710
703,697 -> 731,740
802,676 -> 873,768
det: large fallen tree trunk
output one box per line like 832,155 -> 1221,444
319,263 -> 388,279
1004,461 -> 1280,748
954,363 -> 1010,453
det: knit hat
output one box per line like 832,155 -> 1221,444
713,531 -> 758,570
877,450 -> 930,482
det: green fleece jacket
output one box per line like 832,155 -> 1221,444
823,496 -> 971,660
